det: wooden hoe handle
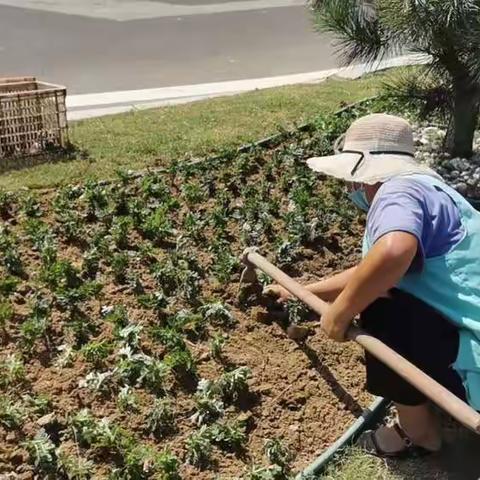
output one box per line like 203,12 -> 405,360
243,249 -> 480,434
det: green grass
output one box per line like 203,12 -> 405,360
321,448 -> 399,480
0,72 -> 391,191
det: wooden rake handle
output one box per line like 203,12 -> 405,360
243,249 -> 480,434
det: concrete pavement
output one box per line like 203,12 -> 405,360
0,1 -> 337,94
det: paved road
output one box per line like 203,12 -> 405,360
0,0 -> 338,94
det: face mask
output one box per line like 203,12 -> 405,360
349,188 -> 370,212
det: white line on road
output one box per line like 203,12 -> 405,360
67,55 -> 428,121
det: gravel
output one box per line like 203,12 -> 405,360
413,125 -> 480,199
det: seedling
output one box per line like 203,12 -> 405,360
190,389 -> 224,426
118,323 -> 143,349
0,190 -> 17,220
217,367 -> 251,403
104,305 -> 129,333
146,398 -> 175,437
117,385 -> 139,412
200,302 -> 235,327
78,370 -> 115,394
185,425 -> 213,468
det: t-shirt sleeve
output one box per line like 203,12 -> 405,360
367,180 -> 426,269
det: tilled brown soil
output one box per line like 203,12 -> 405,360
0,129 -> 373,479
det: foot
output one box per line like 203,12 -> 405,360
367,421 -> 441,456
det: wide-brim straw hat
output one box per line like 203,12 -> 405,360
307,113 -> 441,184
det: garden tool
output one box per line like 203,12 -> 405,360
240,247 -> 480,435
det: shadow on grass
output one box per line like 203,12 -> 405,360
0,143 -> 89,175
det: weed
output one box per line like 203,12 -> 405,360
0,274 -> 19,296
0,395 -> 26,428
0,354 -> 26,387
137,291 -> 168,316
82,248 -> 102,278
111,216 -> 132,250
111,253 -> 129,284
264,438 -> 293,472
140,207 -> 174,244
164,348 -> 197,377
81,340 -> 113,367
210,420 -> 247,451
0,300 -> 14,328
21,194 -> 43,218
57,448 -> 94,479
104,305 -> 129,333
20,297 -> 51,353
209,333 -> 226,362
152,327 -> 186,351
22,429 -> 56,472
22,393 -> 52,416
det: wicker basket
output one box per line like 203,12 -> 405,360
0,76 -> 68,160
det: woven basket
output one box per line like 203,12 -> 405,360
0,77 -> 68,160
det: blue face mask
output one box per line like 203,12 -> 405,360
349,188 -> 370,212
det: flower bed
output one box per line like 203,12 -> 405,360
0,97 -> 458,479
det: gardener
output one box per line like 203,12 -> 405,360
266,113 -> 480,458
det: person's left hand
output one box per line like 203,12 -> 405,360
320,306 -> 352,343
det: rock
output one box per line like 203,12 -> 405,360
286,324 -> 310,341
36,412 -> 55,427
456,182 -> 468,195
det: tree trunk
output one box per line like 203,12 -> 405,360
447,79 -> 480,158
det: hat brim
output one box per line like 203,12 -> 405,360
307,152 -> 441,184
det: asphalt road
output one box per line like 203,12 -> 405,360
0,0 -> 338,94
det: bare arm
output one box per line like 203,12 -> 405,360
321,231 -> 418,341
305,266 -> 357,302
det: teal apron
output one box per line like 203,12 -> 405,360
363,174 -> 480,409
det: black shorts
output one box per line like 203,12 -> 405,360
360,289 -> 466,406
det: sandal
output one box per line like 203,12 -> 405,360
358,422 -> 438,459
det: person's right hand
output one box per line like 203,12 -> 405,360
263,284 -> 293,304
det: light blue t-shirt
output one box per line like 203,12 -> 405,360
366,177 -> 465,270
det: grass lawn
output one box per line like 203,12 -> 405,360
0,72 -> 392,191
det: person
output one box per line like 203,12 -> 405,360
266,113 -> 480,458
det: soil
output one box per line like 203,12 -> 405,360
0,126 -> 374,479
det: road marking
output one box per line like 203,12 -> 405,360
67,54 -> 428,121
0,0 -> 305,21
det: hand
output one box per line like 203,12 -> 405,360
320,306 -> 351,343
263,284 -> 293,304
